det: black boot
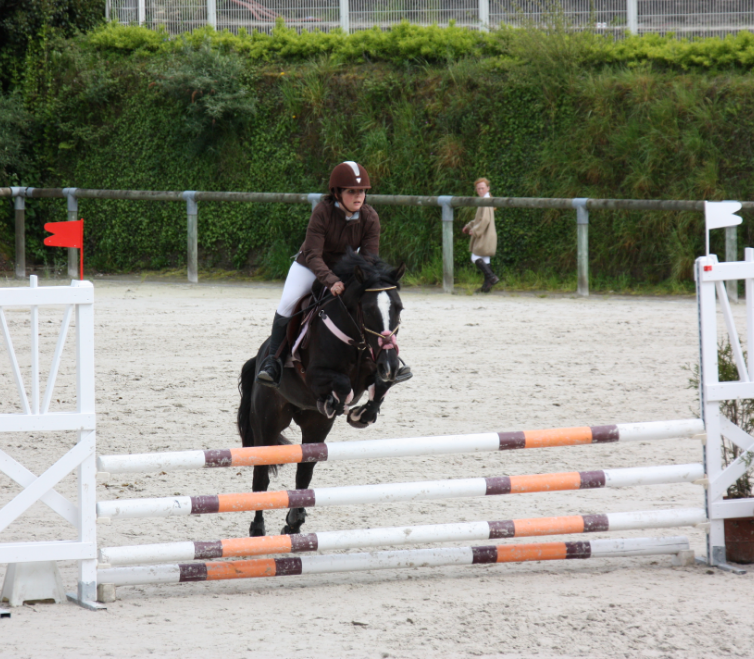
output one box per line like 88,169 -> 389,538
475,259 -> 499,293
256,312 -> 290,388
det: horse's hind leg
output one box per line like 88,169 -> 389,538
250,465 -> 270,537
282,410 -> 335,535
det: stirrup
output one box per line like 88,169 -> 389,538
256,357 -> 282,388
394,365 -> 413,384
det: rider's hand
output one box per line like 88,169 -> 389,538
462,226 -> 470,235
331,281 -> 345,296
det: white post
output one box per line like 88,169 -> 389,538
71,284 -> 99,608
697,256 -> 724,566
438,196 -> 454,294
183,192 -> 198,284
626,0 -> 638,34
105,0 -> 110,21
29,276 -> 39,415
138,0 -> 146,25
207,0 -> 217,28
63,188 -> 79,280
746,248 -> 754,380
726,226 -> 738,302
573,198 -> 589,297
340,0 -> 350,32
479,0 -> 490,31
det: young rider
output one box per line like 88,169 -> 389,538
256,161 -> 410,388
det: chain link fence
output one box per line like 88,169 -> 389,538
106,1 -> 754,38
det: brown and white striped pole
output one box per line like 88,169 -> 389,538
97,536 -> 691,588
96,464 -> 705,521
99,508 -> 706,567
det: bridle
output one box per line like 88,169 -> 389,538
318,284 -> 401,367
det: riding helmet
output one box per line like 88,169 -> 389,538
329,161 -> 371,191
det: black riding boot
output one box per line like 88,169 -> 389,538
256,312 -> 290,388
475,259 -> 500,293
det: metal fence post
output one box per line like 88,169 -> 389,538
183,191 -> 198,284
10,187 -> 26,279
340,0 -> 350,32
479,0 -> 490,31
627,0 -> 638,34
63,188 -> 79,280
438,196 -> 454,294
726,226 -> 739,303
207,0 -> 217,28
138,0 -> 145,25
573,198 -> 589,297
307,193 -> 323,212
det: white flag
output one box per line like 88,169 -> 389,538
705,201 -> 742,231
704,200 -> 743,256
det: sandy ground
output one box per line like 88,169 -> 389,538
0,277 -> 753,659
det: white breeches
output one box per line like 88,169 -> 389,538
471,253 -> 490,264
277,261 -> 318,317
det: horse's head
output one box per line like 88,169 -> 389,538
338,251 -> 406,383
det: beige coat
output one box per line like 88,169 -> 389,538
463,206 -> 497,257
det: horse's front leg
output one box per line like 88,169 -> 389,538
347,377 -> 392,429
306,368 -> 353,419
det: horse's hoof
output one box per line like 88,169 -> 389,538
347,405 -> 376,428
281,524 -> 301,535
317,395 -> 342,419
250,522 -> 266,537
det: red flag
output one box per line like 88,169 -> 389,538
44,220 -> 83,248
44,219 -> 85,280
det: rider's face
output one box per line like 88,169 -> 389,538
340,188 -> 366,214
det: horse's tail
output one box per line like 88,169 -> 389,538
237,354 -> 289,475
237,356 -> 257,448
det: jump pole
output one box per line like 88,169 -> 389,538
99,507 -> 706,566
96,463 -> 705,521
97,418 -> 705,475
97,536 -> 691,588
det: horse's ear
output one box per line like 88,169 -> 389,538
391,263 -> 406,281
353,265 -> 365,283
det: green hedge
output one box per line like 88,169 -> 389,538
2,23 -> 754,285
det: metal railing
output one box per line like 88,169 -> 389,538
3,186 -> 753,295
106,1 -> 754,38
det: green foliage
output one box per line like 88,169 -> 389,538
0,0 -> 105,89
4,22 -> 754,288
148,42 -> 258,143
81,21 -> 754,72
0,90 -> 32,184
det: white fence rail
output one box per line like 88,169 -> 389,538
0,277 -> 100,609
106,0 -> 754,37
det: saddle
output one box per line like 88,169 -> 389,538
281,293 -> 316,374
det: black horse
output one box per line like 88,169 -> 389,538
237,251 -> 407,537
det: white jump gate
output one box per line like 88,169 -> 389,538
3,224 -> 754,608
697,248 -> 754,568
0,276 -> 101,609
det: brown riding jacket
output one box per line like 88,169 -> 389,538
295,199 -> 381,289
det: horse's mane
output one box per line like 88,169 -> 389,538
330,248 -> 402,290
